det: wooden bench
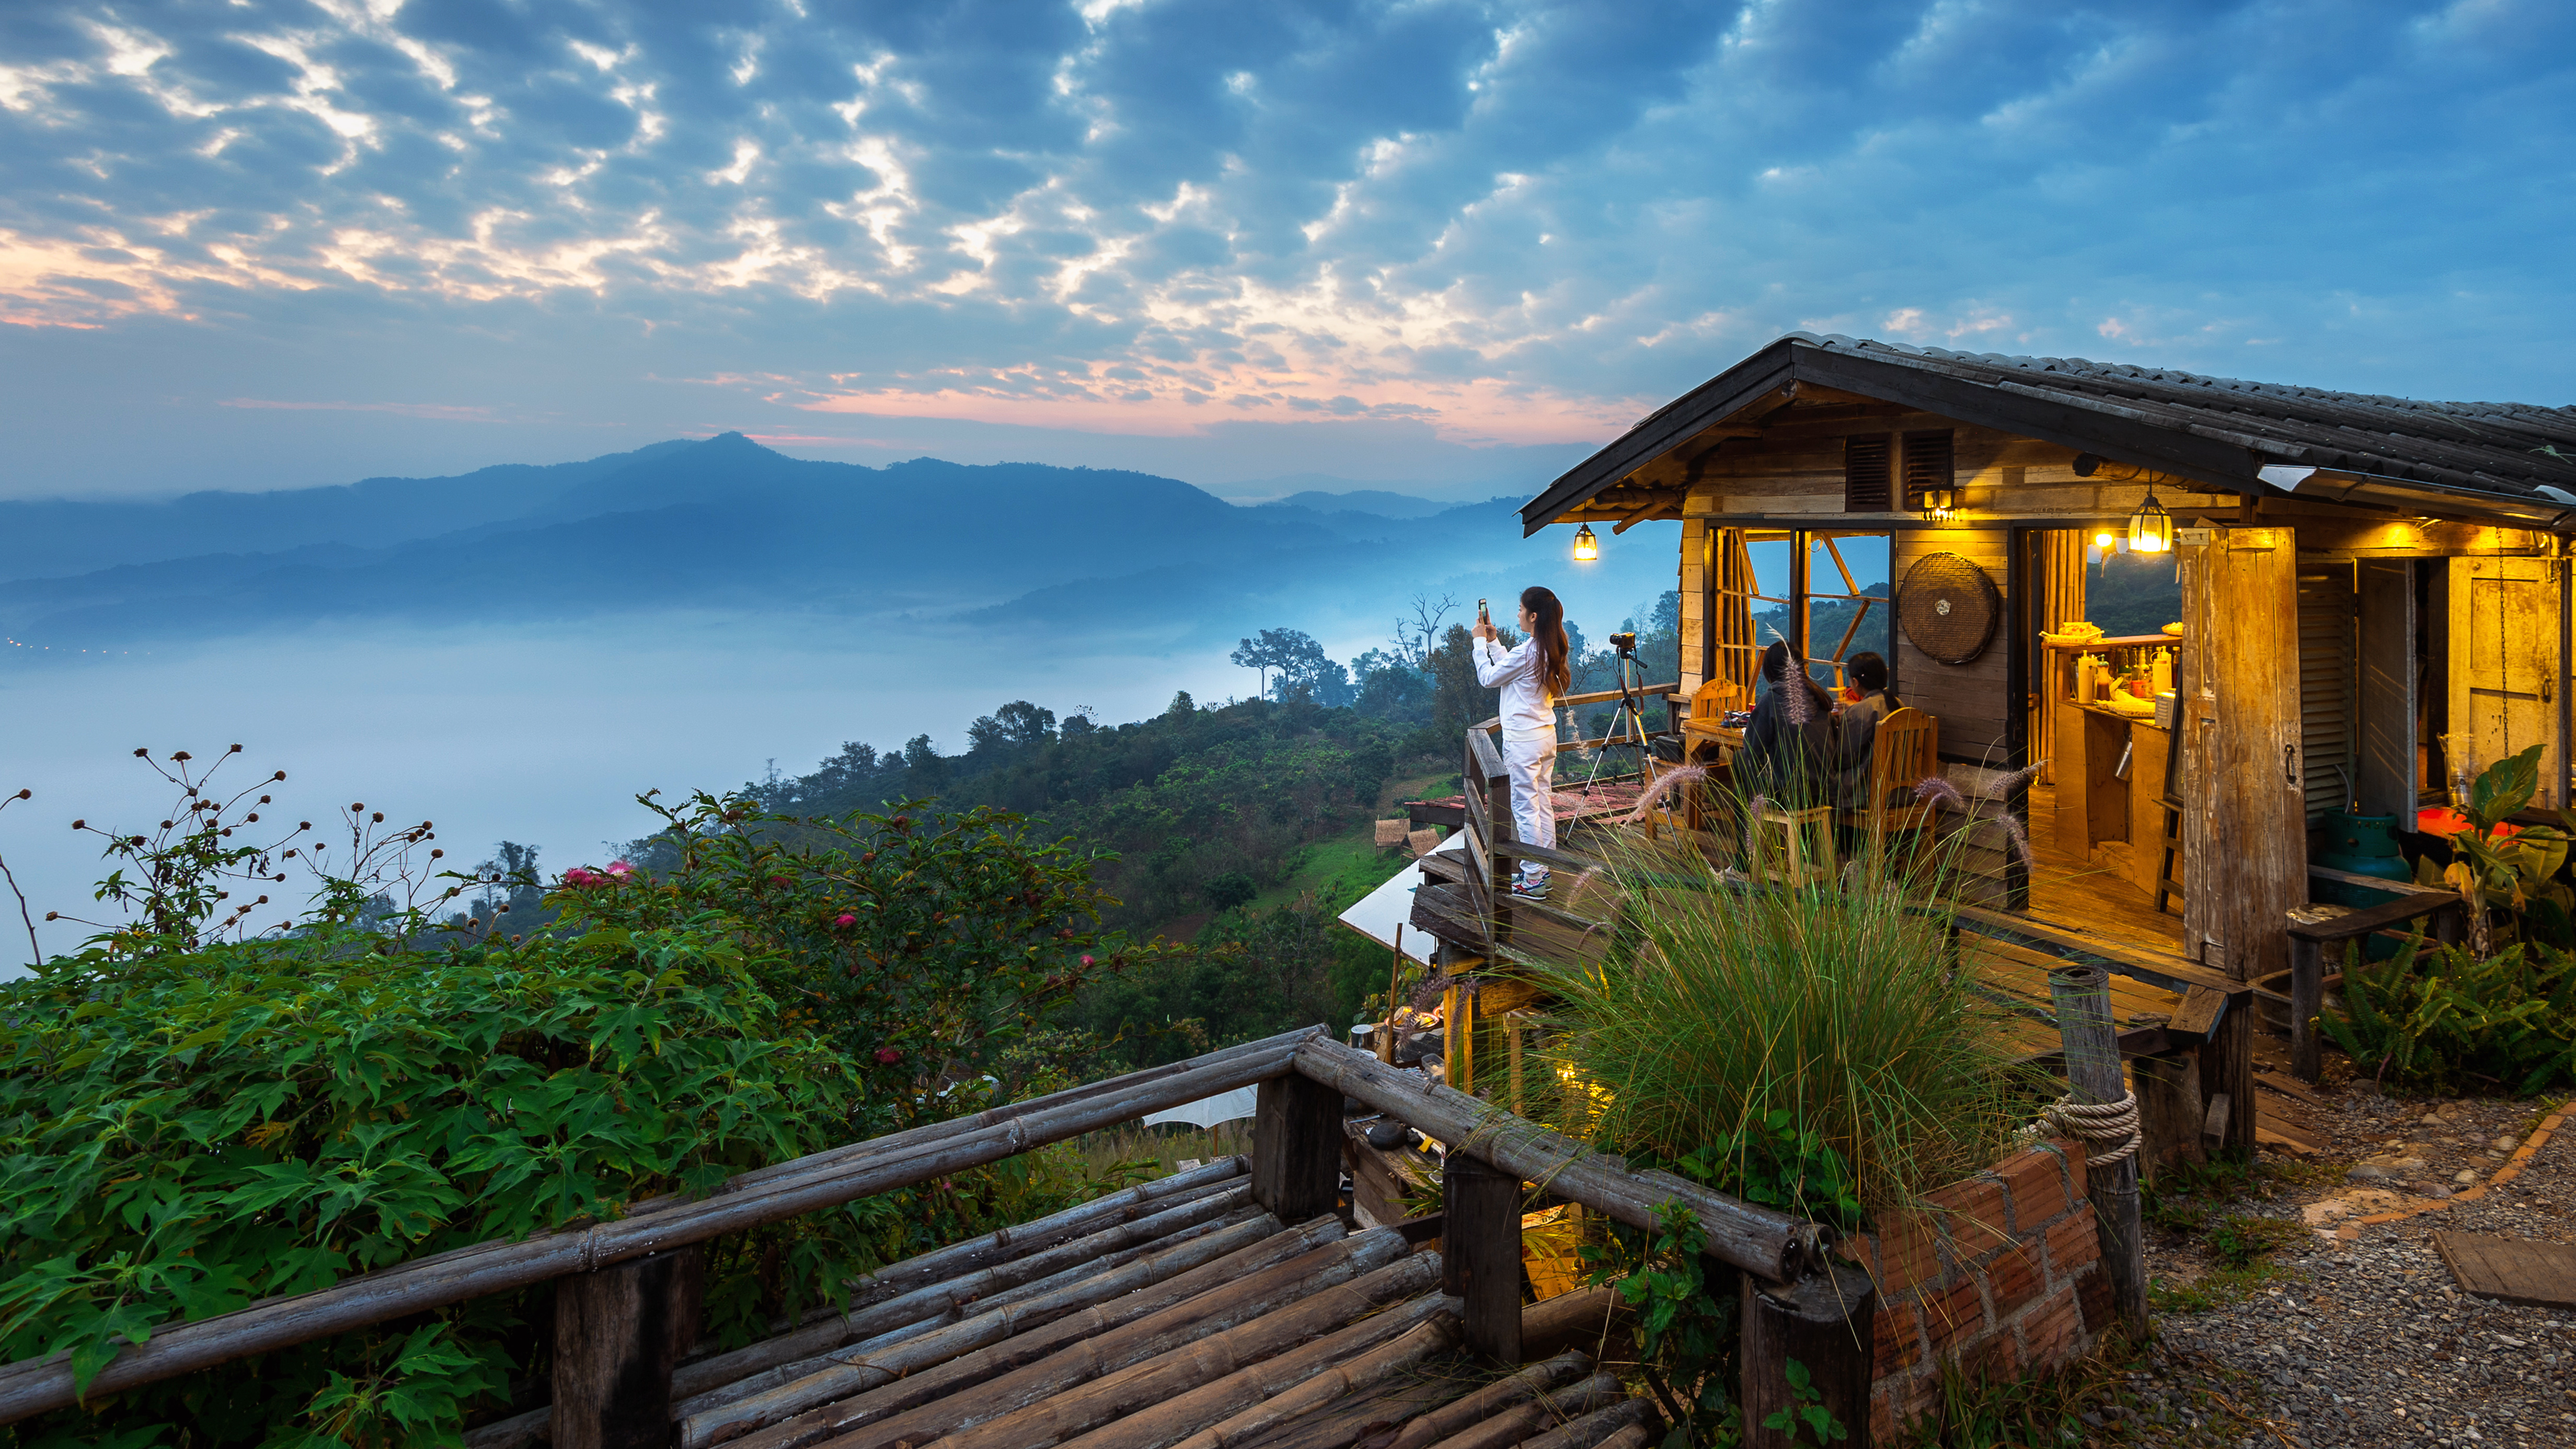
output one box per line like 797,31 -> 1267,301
2284,889 -> 2463,1083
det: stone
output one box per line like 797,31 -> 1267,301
2349,1164 -> 2393,1181
2458,1169 -> 2483,1185
2492,1135 -> 2521,1153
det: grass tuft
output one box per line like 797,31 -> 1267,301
1526,836 -> 2036,1215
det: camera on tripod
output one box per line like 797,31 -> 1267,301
1608,631 -> 1638,654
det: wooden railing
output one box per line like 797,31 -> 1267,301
0,1030 -> 1857,1445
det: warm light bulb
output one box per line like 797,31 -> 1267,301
2129,490 -> 2175,554
1572,524 -> 1599,561
2092,527 -> 2115,550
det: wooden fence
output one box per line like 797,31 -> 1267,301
0,1029 -> 1869,1446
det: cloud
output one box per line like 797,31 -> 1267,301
1,0 -> 2573,497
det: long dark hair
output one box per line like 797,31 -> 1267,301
1522,586 -> 1570,699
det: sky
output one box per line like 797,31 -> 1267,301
4,0 -> 2574,502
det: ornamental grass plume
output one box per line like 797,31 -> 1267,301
1528,831 -> 2033,1214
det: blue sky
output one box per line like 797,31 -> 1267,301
3,0 -> 2572,500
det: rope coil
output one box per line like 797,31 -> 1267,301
2042,1090 -> 2142,1168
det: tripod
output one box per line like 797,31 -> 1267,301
1581,645 -> 1656,794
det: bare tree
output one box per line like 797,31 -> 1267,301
1394,591 -> 1459,669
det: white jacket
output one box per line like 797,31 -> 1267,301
1474,637 -> 1561,740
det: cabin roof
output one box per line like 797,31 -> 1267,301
1522,332 -> 2576,535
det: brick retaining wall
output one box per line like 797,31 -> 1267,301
1837,1137 -> 2113,1442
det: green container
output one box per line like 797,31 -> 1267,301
2328,813 -> 2404,859
2316,813 -> 2410,959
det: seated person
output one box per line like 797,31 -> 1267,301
1833,651 -> 1904,810
1739,640 -> 1834,807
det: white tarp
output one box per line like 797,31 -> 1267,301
1141,1084 -> 1260,1130
1333,838 -> 1458,966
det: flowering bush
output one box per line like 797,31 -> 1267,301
0,767 -> 1149,1448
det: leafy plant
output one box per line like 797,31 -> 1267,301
1,763 -> 1142,1447
2321,932 -> 2576,1094
1762,1360 -> 1850,1445
2419,742 -> 2576,952
1582,1202 -> 1740,1442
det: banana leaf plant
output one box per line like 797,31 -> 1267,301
2416,743 -> 2576,954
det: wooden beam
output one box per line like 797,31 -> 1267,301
1251,1074 -> 1345,1225
1738,1264 -> 1875,1449
554,1245 -> 704,1449
2046,967 -> 2146,1341
1442,1152 -> 1525,1365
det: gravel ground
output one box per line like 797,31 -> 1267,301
2140,1085 -> 2576,1448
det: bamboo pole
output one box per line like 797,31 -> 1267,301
675,1199 -> 1263,1427
1738,1264 -> 1874,1449
1381,1350 -> 1592,1449
1417,1374 -> 1628,1449
1062,1298 -> 1460,1449
0,1037 -> 1315,1425
734,1224 -> 1404,1449
1292,1037 -> 1814,1282
1512,1396 -> 1657,1449
676,1211 -> 1285,1446
1157,1314 -> 1459,1449
2049,965 -> 2147,1340
932,1253 -> 1446,1449
1579,1422 -> 1653,1449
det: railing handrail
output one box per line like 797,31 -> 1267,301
0,1029 -> 1325,1425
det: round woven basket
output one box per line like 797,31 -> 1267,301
1898,552 -> 2000,664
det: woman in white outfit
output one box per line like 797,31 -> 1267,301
1472,586 -> 1571,900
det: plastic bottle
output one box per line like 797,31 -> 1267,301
2075,654 -> 2098,704
2150,648 -> 2174,696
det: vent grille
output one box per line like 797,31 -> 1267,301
1902,430 -> 1956,510
1844,434 -> 1892,512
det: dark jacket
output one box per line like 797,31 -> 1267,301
1833,689 -> 1903,809
1740,677 -> 1835,807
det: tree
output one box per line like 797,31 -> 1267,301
1394,592 -> 1458,669
969,700 -> 1056,754
1232,628 -> 1327,699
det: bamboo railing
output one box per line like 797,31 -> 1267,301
0,1026 -> 1859,1446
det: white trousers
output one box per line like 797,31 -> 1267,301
1502,732 -> 1558,882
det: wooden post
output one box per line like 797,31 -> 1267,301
1487,738 -> 1516,950
2179,524 -> 2298,1156
553,1243 -> 704,1449
1442,1151 -> 1523,1364
1251,1073 -> 1343,1224
1739,1263 -> 1876,1449
2288,932 -> 2325,1083
2048,965 -> 2148,1341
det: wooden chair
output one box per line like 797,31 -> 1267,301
1837,706 -> 1939,871
1747,801 -> 1836,887
1687,678 -> 1750,723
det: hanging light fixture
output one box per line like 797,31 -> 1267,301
2129,487 -> 2175,554
1572,524 -> 1600,561
2092,524 -> 2117,550
1917,481 -> 1955,523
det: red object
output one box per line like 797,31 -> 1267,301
2419,806 -> 2520,842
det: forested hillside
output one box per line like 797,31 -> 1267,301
664,588 -> 1685,1067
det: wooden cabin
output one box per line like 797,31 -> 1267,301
1400,333 -> 2571,1165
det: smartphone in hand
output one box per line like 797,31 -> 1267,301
1477,597 -> 1490,626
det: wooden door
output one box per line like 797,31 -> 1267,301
2180,527 -> 2306,973
2448,556 -> 2563,808
2180,525 -> 2302,1156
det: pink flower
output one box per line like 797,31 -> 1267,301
605,859 -> 635,878
564,868 -> 599,887
875,1046 -> 902,1065
1080,954 -> 1095,967
835,913 -> 857,929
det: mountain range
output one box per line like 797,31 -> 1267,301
2,436 -> 1630,654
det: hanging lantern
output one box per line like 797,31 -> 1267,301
2129,488 -> 2174,554
1572,524 -> 1600,561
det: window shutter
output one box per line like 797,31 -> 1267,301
1843,434 -> 1892,512
1901,430 -> 1954,512
2298,564 -> 2359,824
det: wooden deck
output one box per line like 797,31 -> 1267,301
466,1156 -> 1655,1449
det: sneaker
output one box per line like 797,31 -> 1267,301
1510,877 -> 1550,901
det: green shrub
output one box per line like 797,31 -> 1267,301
0,763 -> 1140,1447
2321,933 -> 2576,1095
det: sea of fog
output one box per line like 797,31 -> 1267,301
0,550 -> 1676,970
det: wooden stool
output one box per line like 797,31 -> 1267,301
1748,802 -> 1837,887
